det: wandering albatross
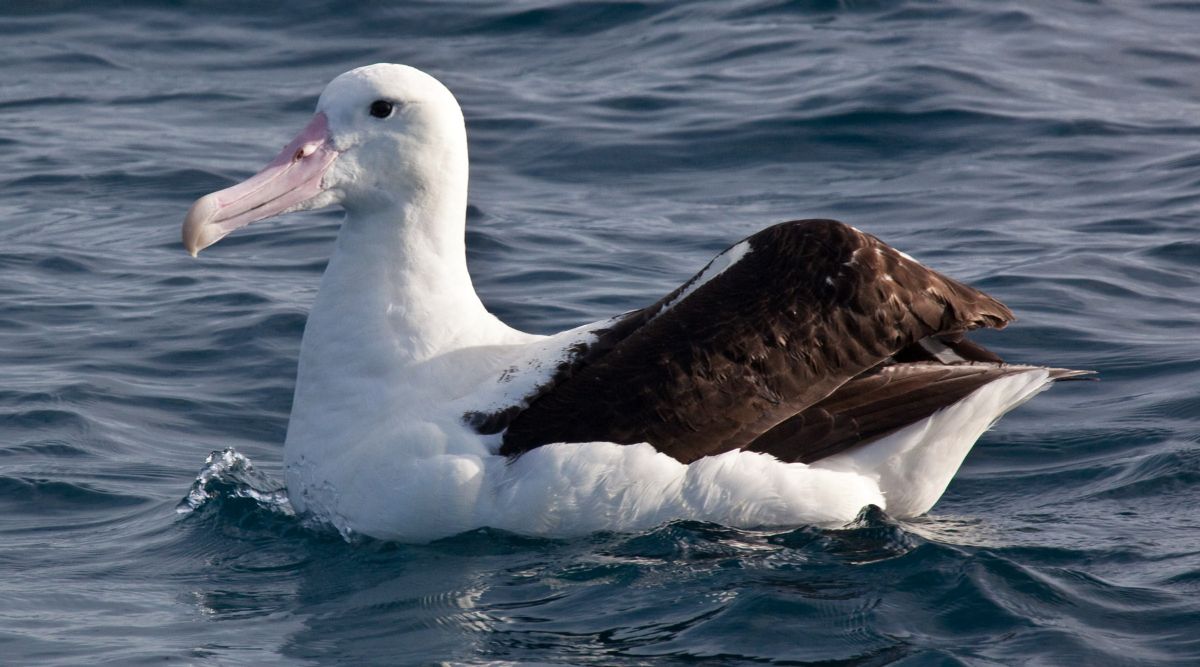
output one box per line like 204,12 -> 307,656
182,64 -> 1088,542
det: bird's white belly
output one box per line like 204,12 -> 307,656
288,436 -> 887,543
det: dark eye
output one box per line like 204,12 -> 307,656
369,100 -> 394,119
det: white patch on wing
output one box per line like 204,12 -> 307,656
843,247 -> 863,268
465,317 -> 618,423
918,337 -> 964,364
656,240 -> 752,316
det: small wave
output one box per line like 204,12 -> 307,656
0,407 -> 90,431
176,448 -> 293,518
762,504 -> 921,564
0,476 -> 148,510
463,1 -> 663,37
1084,447 -> 1200,501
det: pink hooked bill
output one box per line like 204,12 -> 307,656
182,112 -> 339,256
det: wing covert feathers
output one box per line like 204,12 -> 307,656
493,219 -> 1033,463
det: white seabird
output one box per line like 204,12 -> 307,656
182,64 -> 1088,542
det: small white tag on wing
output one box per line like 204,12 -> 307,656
919,337 -> 964,364
658,240 -> 753,316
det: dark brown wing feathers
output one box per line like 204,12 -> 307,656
487,219 -> 1027,464
748,362 -> 1032,463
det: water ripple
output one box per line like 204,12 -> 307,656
2,0 -> 1199,665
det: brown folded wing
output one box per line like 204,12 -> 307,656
483,219 -> 1021,464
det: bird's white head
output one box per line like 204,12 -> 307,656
182,63 -> 467,256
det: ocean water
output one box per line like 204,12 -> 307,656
2,0 -> 1198,664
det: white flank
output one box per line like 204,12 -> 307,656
330,443 -> 886,542
812,369 -> 1053,517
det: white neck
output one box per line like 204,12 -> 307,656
283,158 -> 539,484
332,199 -> 485,357
299,176 -> 531,389
282,97 -> 548,518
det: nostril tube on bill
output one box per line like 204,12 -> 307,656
293,144 -> 317,162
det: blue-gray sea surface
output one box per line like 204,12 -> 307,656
3,1 -> 1198,665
